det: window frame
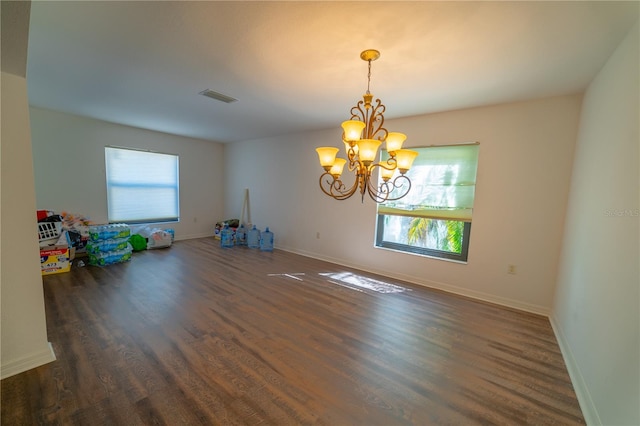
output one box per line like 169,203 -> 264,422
374,143 -> 479,262
375,217 -> 472,262
105,146 -> 180,224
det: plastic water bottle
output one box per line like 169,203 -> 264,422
235,224 -> 247,246
220,223 -> 234,248
89,223 -> 131,241
247,225 -> 261,249
260,227 -> 274,252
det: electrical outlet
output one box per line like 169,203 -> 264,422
508,264 -> 517,275
316,232 -> 320,239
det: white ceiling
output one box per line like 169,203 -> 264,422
26,1 -> 639,143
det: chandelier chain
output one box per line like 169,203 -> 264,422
366,60 -> 372,95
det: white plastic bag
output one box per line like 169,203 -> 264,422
147,229 -> 172,249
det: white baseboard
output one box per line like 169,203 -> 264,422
174,232 -> 214,241
549,316 -> 600,426
1,342 -> 56,380
278,246 -> 550,316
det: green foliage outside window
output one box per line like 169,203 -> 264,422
408,218 -> 464,254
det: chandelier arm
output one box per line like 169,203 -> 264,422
350,101 -> 367,123
318,172 -> 360,201
360,168 -> 413,203
347,146 -> 357,163
381,175 -> 413,202
332,176 -> 360,200
318,173 -> 339,197
369,160 -> 396,172
384,157 -> 397,168
346,158 -> 360,172
348,98 -> 389,141
366,179 -> 390,203
368,99 -> 387,141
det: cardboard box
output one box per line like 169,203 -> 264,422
40,245 -> 71,275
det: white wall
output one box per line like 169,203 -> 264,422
224,94 -> 581,314
552,23 -> 639,426
30,107 -> 225,240
1,0 -> 56,379
1,72 -> 56,378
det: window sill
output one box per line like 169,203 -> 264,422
373,243 -> 469,264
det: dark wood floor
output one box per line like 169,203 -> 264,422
2,237 -> 584,425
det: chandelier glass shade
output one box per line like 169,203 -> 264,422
316,49 -> 418,203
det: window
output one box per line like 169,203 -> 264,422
105,146 -> 179,223
375,143 -> 479,262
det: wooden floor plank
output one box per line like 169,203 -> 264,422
2,237 -> 584,425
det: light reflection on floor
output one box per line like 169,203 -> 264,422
267,271 -> 410,294
319,272 -> 411,294
267,273 -> 305,281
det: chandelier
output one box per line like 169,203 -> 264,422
316,49 -> 418,203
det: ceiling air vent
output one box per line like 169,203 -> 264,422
198,89 -> 238,104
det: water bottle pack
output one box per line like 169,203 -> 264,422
88,248 -> 133,267
87,224 -> 133,266
85,238 -> 130,255
89,223 -> 131,242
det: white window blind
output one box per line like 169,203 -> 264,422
105,147 -> 180,223
377,144 -> 479,222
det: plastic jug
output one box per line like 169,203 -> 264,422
220,223 -> 234,248
235,224 -> 247,246
260,227 -> 274,252
247,225 -> 261,249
